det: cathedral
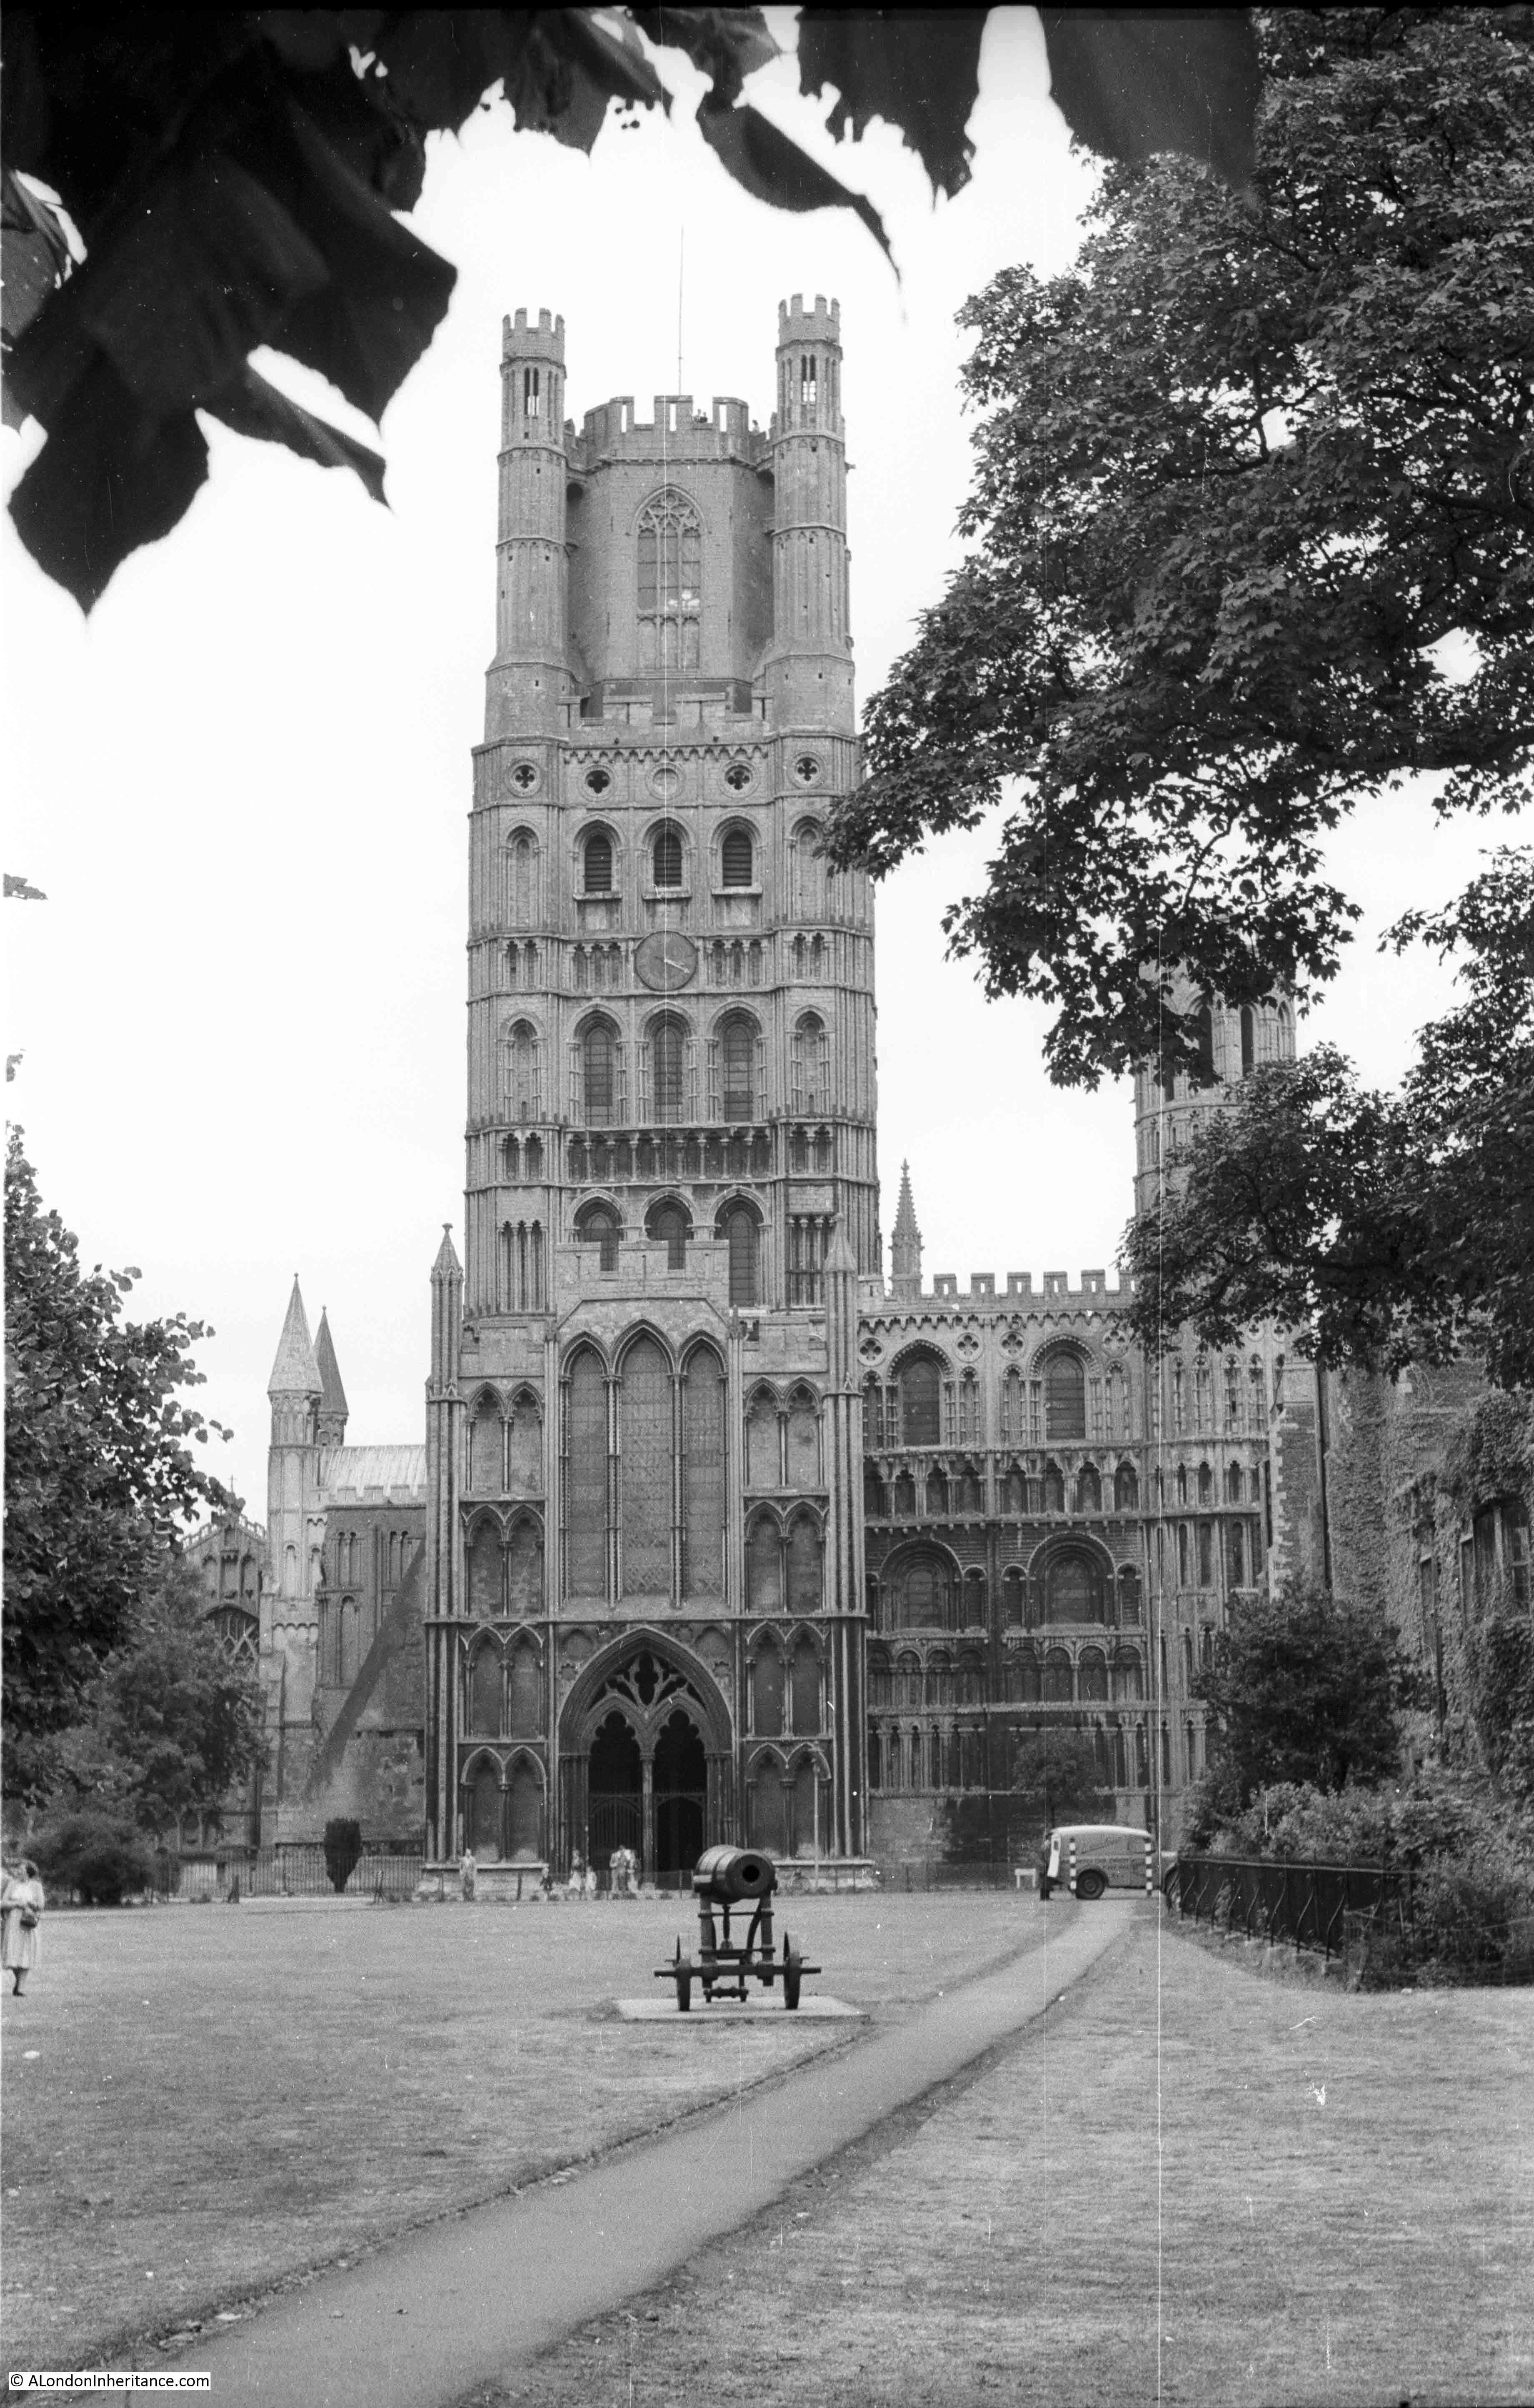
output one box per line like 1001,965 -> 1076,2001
196,299 -> 1332,1887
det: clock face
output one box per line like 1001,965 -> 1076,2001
635,930 -> 699,992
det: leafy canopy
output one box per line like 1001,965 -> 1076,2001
1124,850 -> 1534,1385
1192,1579 -> 1414,1814
1010,1727 -> 1112,1826
51,1553 -> 268,1839
828,8 -> 1534,1087
3,1130 -> 234,1801
1,9 -> 1258,610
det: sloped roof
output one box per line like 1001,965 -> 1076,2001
318,1444 -> 427,1503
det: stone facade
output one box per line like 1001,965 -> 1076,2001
213,298 -> 1404,1874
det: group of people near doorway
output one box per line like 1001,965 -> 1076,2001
455,1846 -> 642,1899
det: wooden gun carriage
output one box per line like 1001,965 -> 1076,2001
656,1846 -> 820,2011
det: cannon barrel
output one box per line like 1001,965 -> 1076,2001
692,1846 -> 777,1904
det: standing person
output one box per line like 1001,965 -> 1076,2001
459,1847 -> 476,1904
2,1861 -> 45,1996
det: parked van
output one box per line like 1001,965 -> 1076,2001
1036,1824 -> 1153,1901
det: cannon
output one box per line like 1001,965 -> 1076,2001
656,1846 -> 821,2012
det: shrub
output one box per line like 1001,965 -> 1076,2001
1393,1834 -> 1534,1980
33,1810 -> 155,1904
322,1817 -> 362,1894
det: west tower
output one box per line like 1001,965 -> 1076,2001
424,301 -> 878,1884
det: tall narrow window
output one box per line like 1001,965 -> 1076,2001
637,489 -> 702,671
1043,1352 -> 1086,1441
721,828 -> 754,888
1240,1005 -> 1256,1075
899,1355 -> 942,1448
650,1015 -> 685,1122
619,1336 -> 672,1598
582,1020 -> 617,1123
722,1205 -> 759,1307
565,1347 -> 607,1601
681,1346 -> 726,1597
507,831 -> 537,926
721,1015 -> 756,1120
1195,999 -> 1216,1084
504,1021 -> 540,1121
583,831 -> 613,894
652,825 -> 683,889
792,1013 -> 828,1115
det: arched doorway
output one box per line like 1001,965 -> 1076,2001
561,1636 -> 733,1885
587,1711 -> 642,1871
652,1710 -> 707,1879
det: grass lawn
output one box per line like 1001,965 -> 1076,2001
466,1918 -> 1534,2408
0,1887 -> 1038,2369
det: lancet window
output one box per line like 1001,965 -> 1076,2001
637,489 -> 702,671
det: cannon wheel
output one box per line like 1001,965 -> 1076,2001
673,1948 -> 694,2012
782,1934 -> 803,2012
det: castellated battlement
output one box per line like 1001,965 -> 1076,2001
502,306 -> 565,358
571,393 -> 766,467
907,1269 -> 1130,1308
780,292 -> 840,341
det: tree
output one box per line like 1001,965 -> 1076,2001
3,1131 -> 234,1803
0,10 -> 1260,607
1123,850 -> 1534,1386
827,9 -> 1534,1089
1010,1728 -> 1112,1829
53,1554 -> 268,1839
1193,1581 -> 1412,1811
323,1818 -> 363,1896
31,1810 -> 155,1906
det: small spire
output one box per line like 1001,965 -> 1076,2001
432,1224 -> 462,1281
314,1308 -> 349,1432
890,1161 -> 923,1302
267,1277 -> 321,1397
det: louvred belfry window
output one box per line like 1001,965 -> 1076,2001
583,831 -> 613,894
652,825 -> 683,888
637,489 -> 702,672
721,828 -> 754,889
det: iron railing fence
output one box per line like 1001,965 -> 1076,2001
1168,1853 -> 1393,1959
153,1847 -> 424,1901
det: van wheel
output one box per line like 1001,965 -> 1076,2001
1075,1870 -> 1107,1901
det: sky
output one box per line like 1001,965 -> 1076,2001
3,8 -> 1495,1523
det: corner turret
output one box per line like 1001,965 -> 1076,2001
764,293 -> 852,732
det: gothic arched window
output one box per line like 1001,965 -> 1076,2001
582,829 -> 614,894
652,825 -> 684,889
1044,1548 -> 1105,1623
792,1013 -> 828,1115
1240,1003 -> 1256,1074
720,1202 -> 760,1307
649,1014 -> 686,1122
1195,998 -> 1216,1084
637,488 -> 702,671
646,1197 -> 688,1269
582,1019 -> 618,1124
504,1021 -> 541,1121
506,830 -> 538,926
720,1014 -> 757,1121
1115,1463 -> 1139,1511
576,1201 -> 620,1272
1043,1351 -> 1086,1442
791,819 -> 826,919
898,1354 -> 943,1449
